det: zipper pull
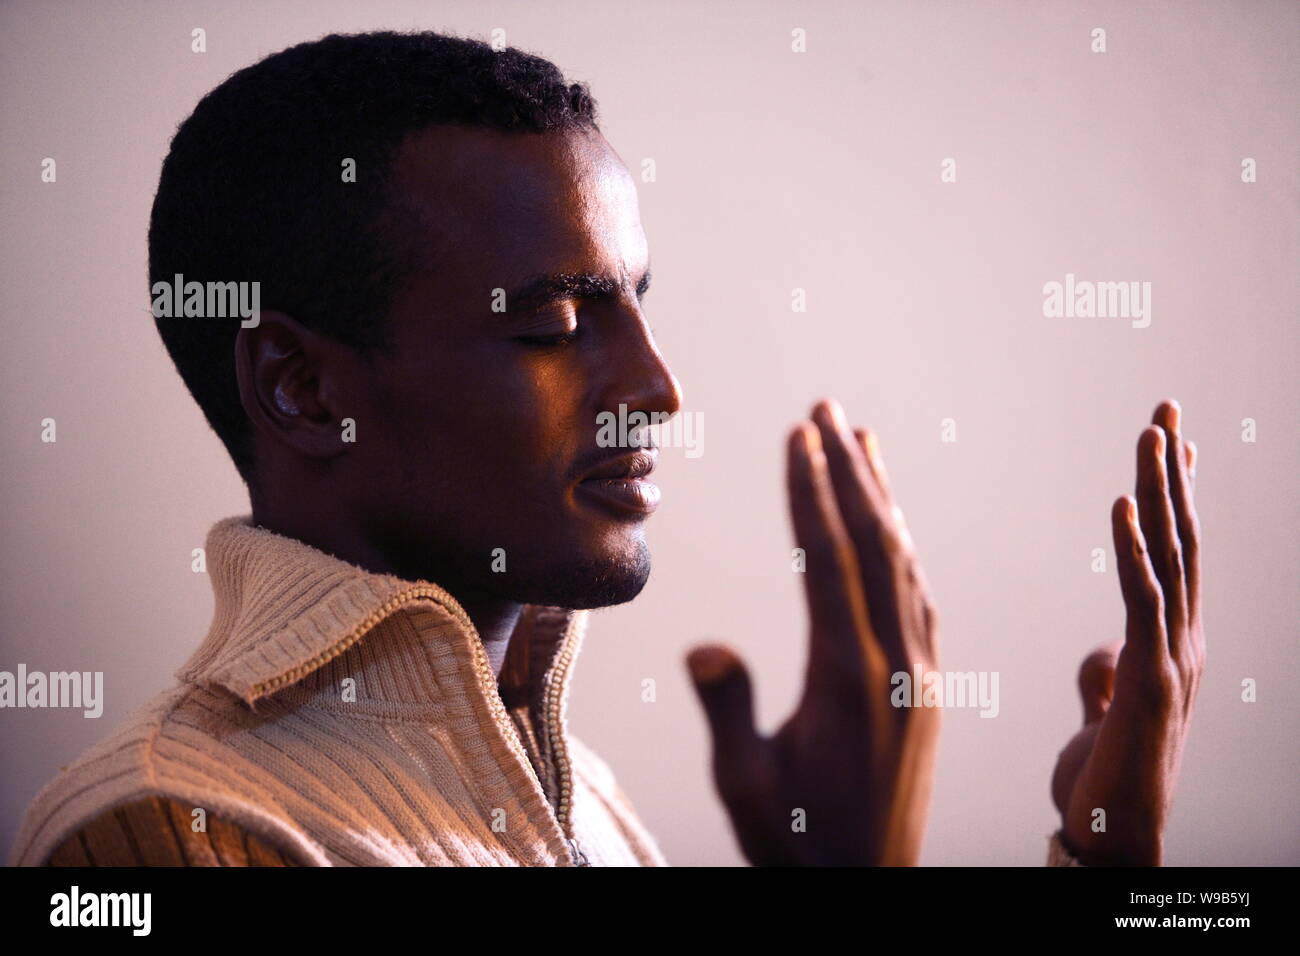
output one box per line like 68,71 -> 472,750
567,836 -> 591,866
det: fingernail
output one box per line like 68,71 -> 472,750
892,504 -> 913,548
801,423 -> 825,465
687,646 -> 732,685
1168,401 -> 1181,433
866,431 -> 891,483
865,430 -> 881,465
826,398 -> 848,431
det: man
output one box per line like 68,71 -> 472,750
10,31 -> 1202,867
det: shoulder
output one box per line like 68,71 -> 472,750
11,682 -> 321,866
45,794 -> 303,866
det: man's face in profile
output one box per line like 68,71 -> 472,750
335,125 -> 681,608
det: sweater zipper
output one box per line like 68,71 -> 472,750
542,615 -> 588,865
567,837 -> 590,866
249,584 -> 590,866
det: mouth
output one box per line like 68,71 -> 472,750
576,450 -> 661,517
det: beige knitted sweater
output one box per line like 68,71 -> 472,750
10,516 -> 668,867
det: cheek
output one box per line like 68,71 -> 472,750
347,366 -> 459,498
479,399 -> 577,492
369,346 -> 590,493
481,371 -> 582,481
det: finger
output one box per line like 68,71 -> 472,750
853,427 -> 895,505
1111,495 -> 1169,659
1184,438 -> 1201,656
1136,424 -> 1188,641
686,644 -> 765,776
786,423 -> 879,701
1077,642 -> 1122,724
811,399 -> 911,668
854,427 -> 913,552
854,427 -> 936,661
1153,400 -> 1201,639
685,645 -> 790,864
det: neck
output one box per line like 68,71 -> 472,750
250,500 -> 524,680
458,599 -> 524,677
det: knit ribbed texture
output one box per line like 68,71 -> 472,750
10,516 -> 668,867
46,795 -> 301,866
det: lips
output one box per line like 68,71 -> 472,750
580,450 -> 657,482
576,450 -> 660,516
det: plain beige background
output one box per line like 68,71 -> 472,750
2,0 -> 1296,865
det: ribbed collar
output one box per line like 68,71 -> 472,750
175,516 -> 587,725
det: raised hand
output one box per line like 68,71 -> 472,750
686,398 -> 940,865
1052,399 -> 1204,865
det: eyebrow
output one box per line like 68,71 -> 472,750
506,268 -> 651,314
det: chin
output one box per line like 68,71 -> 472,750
519,537 -> 652,610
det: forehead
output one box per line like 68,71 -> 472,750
386,124 -> 646,290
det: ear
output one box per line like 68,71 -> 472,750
234,311 -> 355,463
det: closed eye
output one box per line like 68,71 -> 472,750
516,329 -> 579,348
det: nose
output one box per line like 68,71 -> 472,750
598,310 -> 682,432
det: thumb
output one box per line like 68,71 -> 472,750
685,642 -> 762,764
1077,641 -> 1122,725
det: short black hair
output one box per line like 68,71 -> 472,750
149,30 -> 599,484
